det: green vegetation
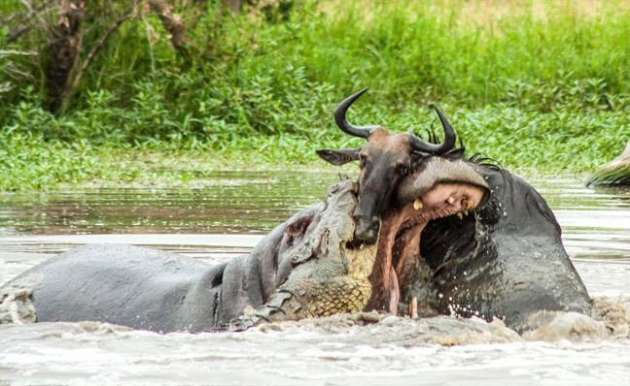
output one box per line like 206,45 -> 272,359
1,0 -> 629,191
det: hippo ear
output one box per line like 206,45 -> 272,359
316,149 -> 360,166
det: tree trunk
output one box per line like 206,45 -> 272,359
44,0 -> 85,113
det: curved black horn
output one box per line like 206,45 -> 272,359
335,88 -> 378,139
409,105 -> 457,154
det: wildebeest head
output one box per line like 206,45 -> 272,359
317,89 -> 456,244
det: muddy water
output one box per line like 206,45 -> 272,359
0,172 -> 629,386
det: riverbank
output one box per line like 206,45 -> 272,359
1,105 -> 627,191
1,1 -> 628,191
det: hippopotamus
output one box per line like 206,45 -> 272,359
390,158 -> 592,331
314,90 -> 591,332
0,157 -> 591,333
0,95 -> 592,333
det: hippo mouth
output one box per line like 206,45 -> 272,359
364,158 -> 490,315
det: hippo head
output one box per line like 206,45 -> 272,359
364,136 -> 496,314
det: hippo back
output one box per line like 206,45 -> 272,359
5,244 -> 225,332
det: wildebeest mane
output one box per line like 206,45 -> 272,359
467,153 -> 501,170
411,127 -> 500,169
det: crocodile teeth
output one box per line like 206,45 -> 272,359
413,198 -> 423,211
457,212 -> 464,220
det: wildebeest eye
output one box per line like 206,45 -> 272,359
396,163 -> 410,176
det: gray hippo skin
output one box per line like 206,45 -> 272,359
1,181 -> 378,333
399,164 -> 592,332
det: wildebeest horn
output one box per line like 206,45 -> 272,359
409,105 -> 457,154
335,88 -> 379,139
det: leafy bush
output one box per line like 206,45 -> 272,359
0,0 -> 628,190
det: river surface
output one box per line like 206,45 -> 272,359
0,171 -> 629,385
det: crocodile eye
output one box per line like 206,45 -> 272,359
359,154 -> 368,169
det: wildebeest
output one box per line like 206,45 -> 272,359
317,88 -> 456,244
0,91 -> 592,333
